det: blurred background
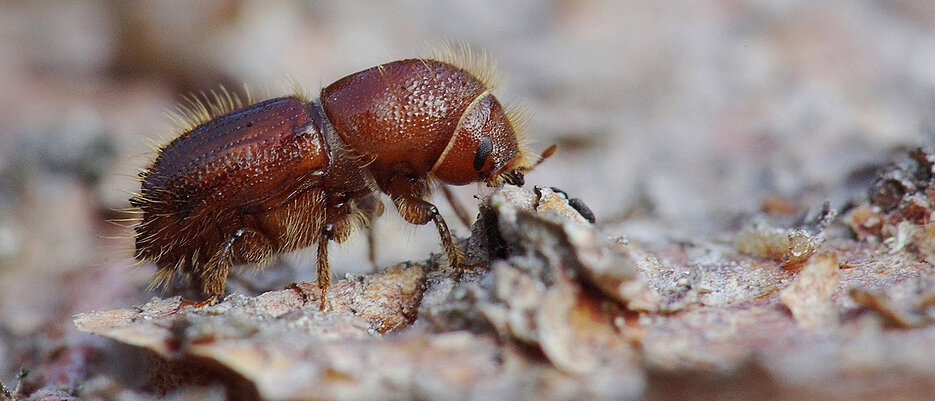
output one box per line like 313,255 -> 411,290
2,0 -> 935,395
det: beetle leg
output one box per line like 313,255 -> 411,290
176,294 -> 220,311
199,228 -> 247,302
353,193 -> 384,272
367,224 -> 378,272
440,185 -> 473,229
193,227 -> 278,305
317,223 -> 335,311
394,196 -> 463,267
178,228 -> 249,311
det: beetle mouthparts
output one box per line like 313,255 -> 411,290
503,171 -> 525,186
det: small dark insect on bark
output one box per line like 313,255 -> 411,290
535,186 -> 596,224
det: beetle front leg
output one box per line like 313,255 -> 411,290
439,185 -> 473,229
394,196 -> 463,267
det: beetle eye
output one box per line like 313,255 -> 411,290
473,137 -> 492,171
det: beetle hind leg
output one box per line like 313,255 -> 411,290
195,228 -> 273,306
197,229 -> 242,304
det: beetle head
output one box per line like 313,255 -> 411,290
432,93 -> 553,187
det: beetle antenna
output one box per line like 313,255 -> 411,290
522,144 -> 557,173
490,144 -> 557,185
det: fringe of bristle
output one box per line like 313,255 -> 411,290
286,77 -> 313,105
160,83 -> 301,148
505,102 -> 534,167
430,42 -> 535,168
165,85 -> 250,136
431,41 -> 503,93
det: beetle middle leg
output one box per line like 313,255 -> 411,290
286,223 -> 334,310
316,223 -> 334,310
394,196 -> 463,267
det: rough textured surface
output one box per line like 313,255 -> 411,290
779,251 -> 839,329
72,185 -> 935,400
75,188 -> 652,400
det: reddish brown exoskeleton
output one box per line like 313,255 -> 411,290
131,52 -> 554,308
